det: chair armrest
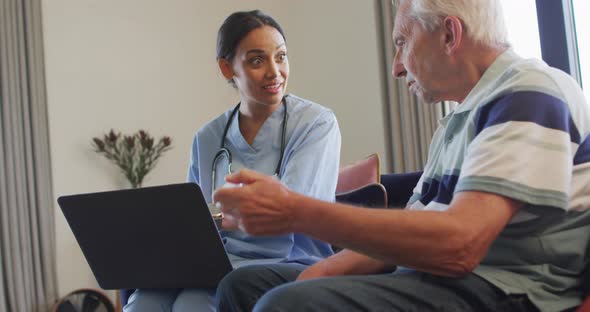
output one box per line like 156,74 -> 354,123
380,171 -> 422,207
336,153 -> 381,194
336,183 -> 387,208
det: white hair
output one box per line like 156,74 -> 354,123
393,0 -> 510,48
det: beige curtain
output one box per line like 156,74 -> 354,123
376,0 -> 450,173
0,0 -> 58,311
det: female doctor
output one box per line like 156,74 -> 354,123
124,10 -> 341,312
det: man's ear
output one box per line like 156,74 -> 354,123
218,58 -> 234,81
442,16 -> 463,54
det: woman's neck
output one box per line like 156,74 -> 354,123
238,100 -> 282,145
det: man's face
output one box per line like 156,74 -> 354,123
391,1 -> 449,104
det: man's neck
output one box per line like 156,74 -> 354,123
454,44 -> 507,103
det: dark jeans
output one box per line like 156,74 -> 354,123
216,264 -> 538,312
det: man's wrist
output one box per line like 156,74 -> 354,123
289,191 -> 326,236
289,191 -> 308,233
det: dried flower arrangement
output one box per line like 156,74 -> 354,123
92,129 -> 172,188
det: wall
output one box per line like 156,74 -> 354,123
42,0 -> 387,299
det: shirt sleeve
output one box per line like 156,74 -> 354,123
280,111 -> 341,202
407,175 -> 425,206
186,133 -> 200,184
456,91 -> 579,210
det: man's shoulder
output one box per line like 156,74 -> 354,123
492,58 -> 578,103
476,57 -> 588,129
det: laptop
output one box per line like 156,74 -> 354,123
58,182 -> 233,290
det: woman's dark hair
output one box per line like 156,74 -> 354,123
216,10 -> 286,61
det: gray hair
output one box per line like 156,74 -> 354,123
393,0 -> 510,48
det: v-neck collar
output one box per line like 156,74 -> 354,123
228,100 -> 286,154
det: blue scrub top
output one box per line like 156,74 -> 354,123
187,94 -> 341,264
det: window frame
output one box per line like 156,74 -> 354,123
535,0 -> 582,84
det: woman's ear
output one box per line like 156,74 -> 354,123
218,58 -> 234,81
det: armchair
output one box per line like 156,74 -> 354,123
335,153 -> 387,208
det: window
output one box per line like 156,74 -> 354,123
501,0 -> 542,60
534,0 -> 586,93
572,0 -> 589,99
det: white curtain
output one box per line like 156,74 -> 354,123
0,0 -> 58,310
376,0 -> 453,173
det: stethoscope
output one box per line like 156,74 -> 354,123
211,100 -> 288,200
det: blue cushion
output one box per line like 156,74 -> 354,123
380,171 -> 422,207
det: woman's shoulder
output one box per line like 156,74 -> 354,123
195,108 -> 234,138
285,94 -> 335,120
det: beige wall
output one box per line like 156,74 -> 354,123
42,0 -> 387,298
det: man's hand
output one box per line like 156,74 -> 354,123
213,169 -> 297,236
297,260 -> 331,281
297,249 -> 393,281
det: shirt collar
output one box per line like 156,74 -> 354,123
454,49 -> 522,114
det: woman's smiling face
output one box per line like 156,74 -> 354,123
223,25 -> 289,108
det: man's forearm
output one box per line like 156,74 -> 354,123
290,191 -> 519,277
292,192 -> 459,274
215,168 -> 518,276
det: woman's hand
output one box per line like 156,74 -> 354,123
220,215 -> 240,231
